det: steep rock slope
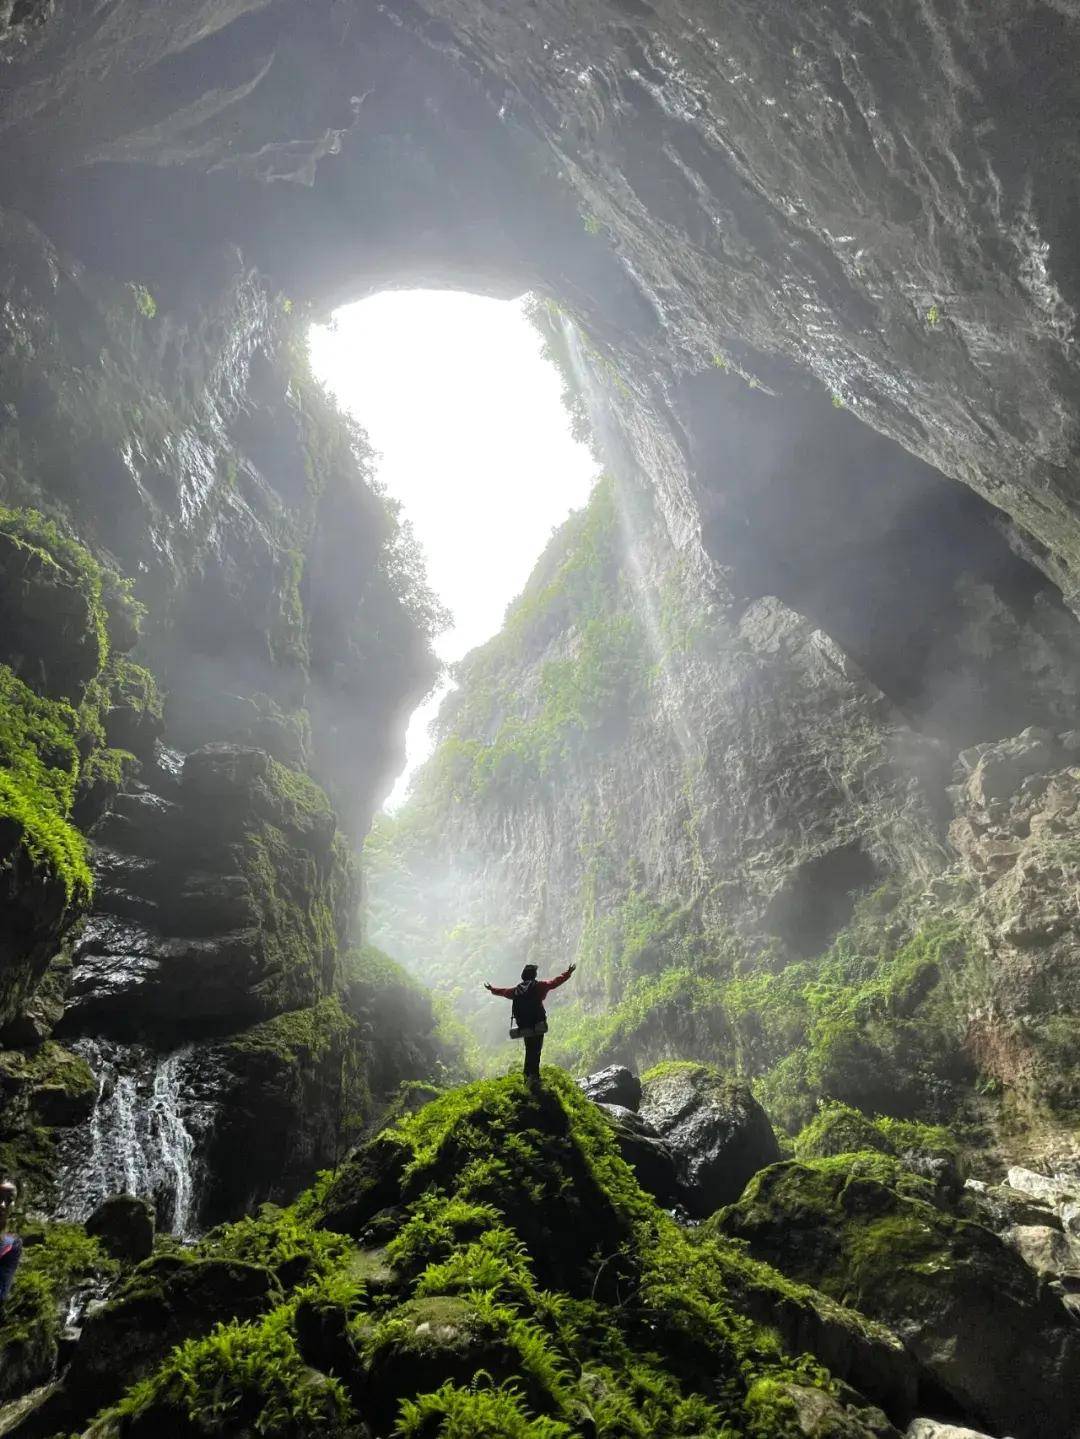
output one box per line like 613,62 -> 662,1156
368,457 -> 1080,1152
0,204 -> 455,1230
0,1076 -> 969,1437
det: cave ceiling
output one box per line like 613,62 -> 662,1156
3,0 -> 1080,661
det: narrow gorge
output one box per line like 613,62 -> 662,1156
1,3 -> 1080,1437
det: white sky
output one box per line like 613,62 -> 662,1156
308,290 -> 600,806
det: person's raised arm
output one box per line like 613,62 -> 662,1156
540,963 -> 576,995
484,981 -> 516,999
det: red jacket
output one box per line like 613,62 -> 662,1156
488,968 -> 573,1001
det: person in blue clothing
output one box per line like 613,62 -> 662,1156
0,1179 -> 22,1306
485,962 -> 576,1080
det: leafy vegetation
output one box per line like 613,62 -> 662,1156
0,507 -> 155,914
107,1302 -> 353,1436
0,663 -> 93,902
309,1073 -> 844,1436
0,1223 -> 116,1400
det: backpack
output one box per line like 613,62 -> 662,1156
509,979 -> 548,1040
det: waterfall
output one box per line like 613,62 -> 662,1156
56,1039 -> 219,1238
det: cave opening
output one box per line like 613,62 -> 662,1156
679,365 -> 1080,750
307,288 -> 600,801
763,843 -> 881,960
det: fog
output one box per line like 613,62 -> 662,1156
309,291 -> 600,804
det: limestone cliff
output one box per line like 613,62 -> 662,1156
368,441 -> 1080,1157
0,203 -> 454,1226
2,0 -> 1080,1432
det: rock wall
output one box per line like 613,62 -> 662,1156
2,0 -> 1080,1213
0,202 -> 453,1227
369,437 -> 1080,1152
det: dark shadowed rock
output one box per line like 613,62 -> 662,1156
639,1063 -> 780,1218
577,1065 -> 642,1111
60,1254 -> 280,1423
596,1103 -> 681,1208
85,1194 -> 154,1263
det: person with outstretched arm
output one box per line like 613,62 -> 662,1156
0,1180 -> 22,1307
485,962 -> 576,1082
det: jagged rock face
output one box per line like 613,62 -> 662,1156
0,182 -> 445,1219
5,0 -> 1080,613
1,0 -> 1080,1129
940,729 -> 1080,1153
63,745 -> 350,1041
367,477 -> 957,1056
718,1156 -> 1080,1439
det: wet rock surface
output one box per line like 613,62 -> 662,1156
595,1102 -> 682,1209
639,1063 -> 780,1218
84,1195 -> 155,1265
577,1064 -> 642,1111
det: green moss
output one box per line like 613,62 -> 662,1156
108,658 -> 164,724
319,1075 -> 842,1434
263,758 -> 336,835
80,746 -> 138,790
226,996 -> 353,1069
0,663 -> 92,902
0,514 -> 152,917
103,1302 -> 353,1436
129,284 -> 158,320
0,506 -> 110,675
270,549 -> 309,668
238,775 -> 353,1012
394,1380 -> 575,1438
201,1200 -> 351,1284
793,1104 -> 895,1161
729,919 -> 972,1131
0,1223 -> 116,1395
873,1116 -> 958,1162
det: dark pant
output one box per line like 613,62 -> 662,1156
0,1235 -> 22,1303
523,1034 -> 544,1078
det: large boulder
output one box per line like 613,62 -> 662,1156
717,1155 -> 1080,1439
596,1103 -> 681,1208
85,1194 -> 155,1264
962,1176 -> 1063,1232
59,1254 -> 280,1424
639,1063 -> 780,1217
577,1065 -> 642,1111
1004,1224 -> 1080,1283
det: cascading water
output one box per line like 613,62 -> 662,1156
56,1039 -> 220,1237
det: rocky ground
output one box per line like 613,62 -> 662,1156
1,1070 -> 1077,1438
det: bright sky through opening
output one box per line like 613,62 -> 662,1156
309,291 -> 601,807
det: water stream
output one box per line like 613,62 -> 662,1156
56,1039 -> 220,1237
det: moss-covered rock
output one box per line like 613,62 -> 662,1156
0,1223 -> 116,1403
0,1040 -> 96,1127
717,1156 -> 1080,1438
21,1075 -> 931,1437
0,506 -> 156,1031
85,1303 -> 352,1439
793,1105 -> 896,1161
61,1253 -> 281,1424
311,1073 -> 898,1434
85,1195 -> 155,1263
